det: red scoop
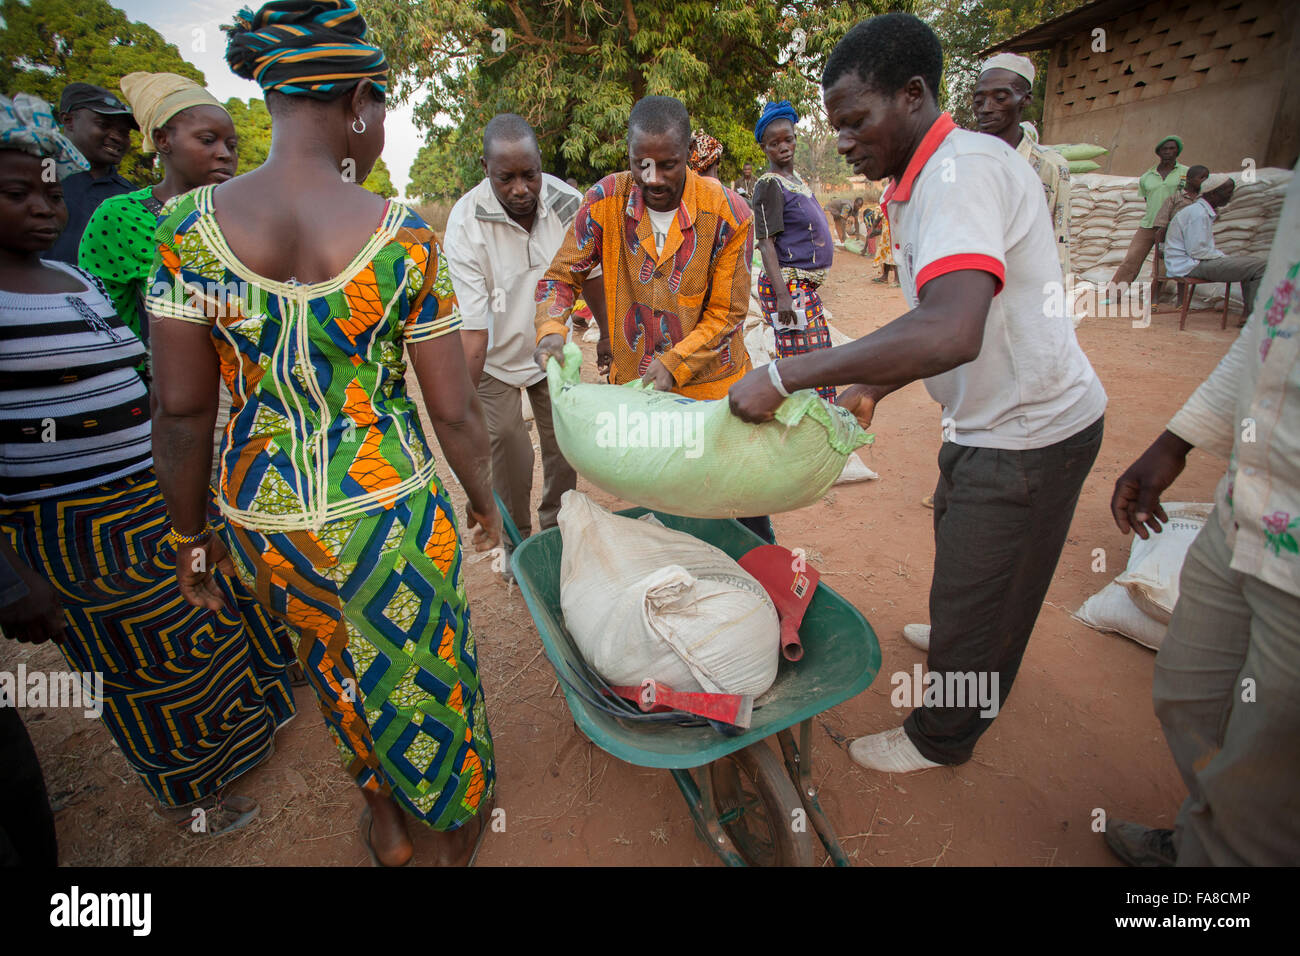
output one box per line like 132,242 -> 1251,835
738,544 -> 819,662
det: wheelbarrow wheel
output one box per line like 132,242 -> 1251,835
708,742 -> 815,867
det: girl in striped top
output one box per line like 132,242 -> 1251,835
0,93 -> 296,837
0,261 -> 152,500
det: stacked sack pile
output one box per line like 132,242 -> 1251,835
1069,166 -> 1293,310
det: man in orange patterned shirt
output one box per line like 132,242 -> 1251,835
533,96 -> 754,399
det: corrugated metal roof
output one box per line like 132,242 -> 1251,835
977,0 -> 1148,57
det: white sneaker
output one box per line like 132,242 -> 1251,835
902,623 -> 931,651
848,726 -> 943,773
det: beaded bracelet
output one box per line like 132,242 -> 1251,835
167,524 -> 212,547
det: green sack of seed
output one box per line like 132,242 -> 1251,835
1068,159 -> 1102,174
547,343 -> 873,518
1050,142 -> 1108,161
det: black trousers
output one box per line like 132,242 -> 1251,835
0,706 -> 57,865
904,416 -> 1104,764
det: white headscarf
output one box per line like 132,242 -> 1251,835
1201,173 -> 1234,194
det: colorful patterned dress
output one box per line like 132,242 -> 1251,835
147,187 -> 494,830
751,170 -> 836,401
0,262 -> 294,808
534,170 -> 754,399
873,211 -> 894,269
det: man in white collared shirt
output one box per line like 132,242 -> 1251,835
1165,173 -> 1267,318
1107,164 -> 1300,867
444,115 -> 585,538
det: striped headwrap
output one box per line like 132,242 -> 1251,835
0,93 -> 90,180
688,129 -> 723,174
224,0 -> 389,101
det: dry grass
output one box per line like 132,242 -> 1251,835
411,200 -> 454,233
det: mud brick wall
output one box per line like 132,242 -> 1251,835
1042,0 -> 1300,175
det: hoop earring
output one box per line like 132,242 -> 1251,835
351,116 -> 366,134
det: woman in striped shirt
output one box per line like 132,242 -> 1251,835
0,93 -> 295,838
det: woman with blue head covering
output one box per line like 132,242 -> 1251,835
0,93 -> 294,839
751,100 -> 837,402
147,0 -> 500,866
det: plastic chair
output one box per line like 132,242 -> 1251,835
1152,238 -> 1237,330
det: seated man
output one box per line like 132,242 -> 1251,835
1154,164 -> 1209,239
1164,173 -> 1267,319
534,95 -> 754,400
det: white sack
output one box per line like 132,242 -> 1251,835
558,491 -> 780,697
1113,502 -> 1212,622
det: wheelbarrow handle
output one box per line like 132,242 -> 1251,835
607,679 -> 754,729
494,491 -> 524,549
780,618 -> 804,662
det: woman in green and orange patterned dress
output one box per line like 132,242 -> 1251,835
148,0 -> 501,867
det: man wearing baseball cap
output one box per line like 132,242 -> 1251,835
44,82 -> 138,264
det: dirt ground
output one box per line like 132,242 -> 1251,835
9,249 -> 1238,867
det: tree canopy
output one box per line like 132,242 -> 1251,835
362,156 -> 397,198
224,97 -> 273,175
377,0 -> 1102,199
925,0 -> 1092,131
1,0 -> 204,183
795,124 -> 854,193
363,0 -> 910,200
2,0 -> 1095,197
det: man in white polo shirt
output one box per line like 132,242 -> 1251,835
1164,173 -> 1268,321
729,12 -> 1107,773
444,114 -> 585,538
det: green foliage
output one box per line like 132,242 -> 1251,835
794,123 -> 852,191
362,156 -> 397,197
364,0 -> 909,197
224,97 -> 273,174
0,0 -> 205,185
407,126 -> 482,202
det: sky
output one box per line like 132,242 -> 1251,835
116,0 -> 427,198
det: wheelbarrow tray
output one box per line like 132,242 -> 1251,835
509,507 -> 881,770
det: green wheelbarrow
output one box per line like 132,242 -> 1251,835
497,498 -> 881,866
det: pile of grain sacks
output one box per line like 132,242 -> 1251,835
1070,166 -> 1292,311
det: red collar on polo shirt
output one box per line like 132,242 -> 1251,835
881,111 -> 958,206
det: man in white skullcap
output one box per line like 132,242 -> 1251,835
972,52 -> 1072,276
1164,173 -> 1268,321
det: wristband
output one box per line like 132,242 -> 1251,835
767,360 -> 791,398
167,524 -> 212,547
